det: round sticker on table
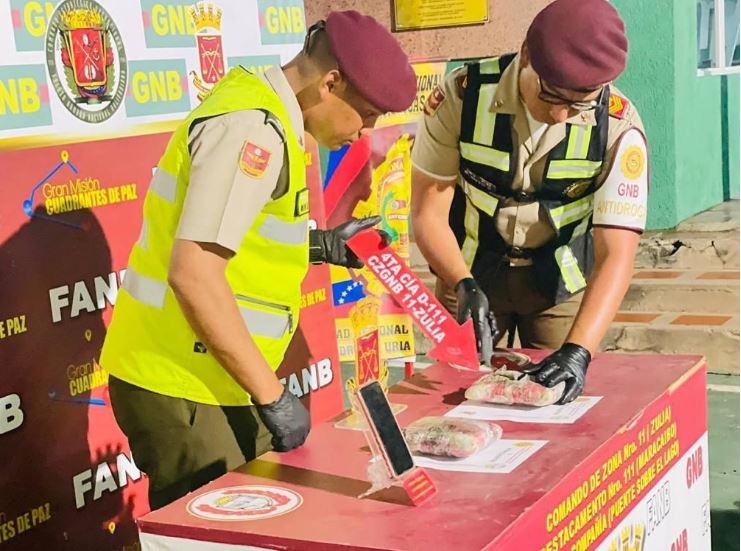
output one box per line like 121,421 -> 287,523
187,485 -> 303,521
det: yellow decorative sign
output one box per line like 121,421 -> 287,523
331,135 -> 417,363
394,0 -> 488,31
375,62 -> 448,129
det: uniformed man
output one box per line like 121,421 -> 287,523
411,0 -> 648,403
100,11 -> 416,509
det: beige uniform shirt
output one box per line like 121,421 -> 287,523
412,54 -> 647,263
176,66 -> 304,253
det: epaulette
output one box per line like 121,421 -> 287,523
608,93 -> 630,119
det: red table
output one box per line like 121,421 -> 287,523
138,352 -> 711,551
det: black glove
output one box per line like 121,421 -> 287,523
455,277 -> 499,364
255,387 -> 311,452
525,343 -> 591,404
309,216 -> 387,268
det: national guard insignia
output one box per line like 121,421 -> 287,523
621,145 -> 645,180
190,2 -> 226,102
45,0 -> 127,123
609,94 -> 629,119
564,180 -> 591,199
239,142 -> 271,178
423,84 -> 446,116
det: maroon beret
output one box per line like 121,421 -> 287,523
526,0 -> 628,90
325,10 -> 416,113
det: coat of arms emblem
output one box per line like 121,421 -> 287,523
46,0 -> 127,123
190,2 -> 225,101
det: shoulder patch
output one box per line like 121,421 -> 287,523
609,94 -> 630,119
593,128 -> 648,232
239,141 -> 272,178
620,142 -> 646,181
423,84 -> 446,117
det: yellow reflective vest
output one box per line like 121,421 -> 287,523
101,67 -> 308,406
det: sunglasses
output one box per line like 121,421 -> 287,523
537,76 -> 601,112
303,20 -> 326,54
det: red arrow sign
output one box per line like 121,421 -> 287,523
347,230 -> 479,370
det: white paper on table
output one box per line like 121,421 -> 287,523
413,439 -> 547,474
445,396 -> 602,424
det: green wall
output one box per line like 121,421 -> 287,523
613,0 -> 739,229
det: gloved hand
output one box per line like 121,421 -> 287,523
255,387 -> 311,452
309,216 -> 388,268
455,277 -> 499,365
525,343 -> 591,404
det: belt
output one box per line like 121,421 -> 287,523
510,191 -> 537,203
505,246 -> 535,259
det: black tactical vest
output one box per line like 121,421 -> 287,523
450,54 -> 610,303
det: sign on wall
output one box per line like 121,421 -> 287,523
393,0 -> 488,31
0,0 -> 305,145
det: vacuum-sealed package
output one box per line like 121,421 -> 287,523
465,368 -> 565,407
403,416 -> 503,458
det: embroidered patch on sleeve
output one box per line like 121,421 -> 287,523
593,128 -> 648,231
621,144 -> 645,180
423,84 -> 446,117
239,142 -> 271,178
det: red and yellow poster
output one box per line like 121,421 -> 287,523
326,61 -> 448,364
331,133 -> 417,362
0,1 -> 329,550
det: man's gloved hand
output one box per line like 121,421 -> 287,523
455,277 -> 499,365
255,387 -> 311,452
525,343 -> 591,404
309,216 -> 388,268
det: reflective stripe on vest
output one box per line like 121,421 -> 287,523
149,168 -> 177,202
479,58 -> 500,75
236,295 -> 293,339
237,304 -> 291,338
122,268 -> 167,309
464,57 -> 509,170
460,142 -> 510,172
473,84 -> 498,144
461,198 -> 480,268
122,269 -> 292,338
258,215 -> 308,245
461,179 -> 499,217
138,219 -> 149,250
547,159 -> 603,180
555,245 -> 587,293
572,214 -> 591,239
565,125 -> 593,159
550,194 -> 595,229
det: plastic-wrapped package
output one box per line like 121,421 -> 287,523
403,416 -> 503,458
465,368 -> 565,407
